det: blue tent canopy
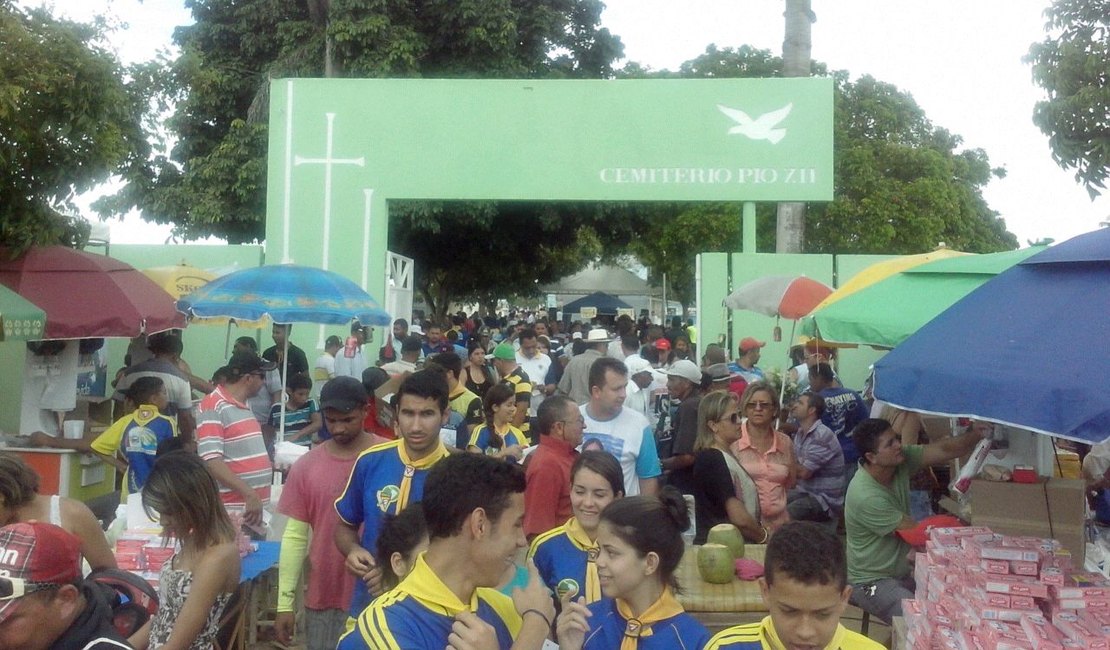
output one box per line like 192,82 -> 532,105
874,228 -> 1110,444
562,291 -> 633,316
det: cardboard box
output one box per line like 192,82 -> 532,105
967,478 -> 1086,565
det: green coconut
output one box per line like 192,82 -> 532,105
706,523 -> 746,559
697,543 -> 735,584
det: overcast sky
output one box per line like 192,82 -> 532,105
31,0 -> 1110,246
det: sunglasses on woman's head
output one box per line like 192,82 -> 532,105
720,412 -> 742,424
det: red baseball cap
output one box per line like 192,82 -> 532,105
653,338 -> 671,351
739,337 -> 766,352
0,522 -> 82,623
894,514 -> 963,548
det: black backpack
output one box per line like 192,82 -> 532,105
86,568 -> 160,638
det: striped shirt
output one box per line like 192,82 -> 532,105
793,419 -> 846,514
197,385 -> 272,507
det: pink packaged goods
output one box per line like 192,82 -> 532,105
1052,612 -> 1110,649
1012,560 -> 1040,576
983,574 -> 1051,599
979,544 -> 1041,563
1020,613 -> 1065,650
982,558 -> 1010,574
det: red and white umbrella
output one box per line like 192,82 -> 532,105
723,275 -> 832,320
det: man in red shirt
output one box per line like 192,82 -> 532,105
275,377 -> 379,650
523,395 -> 584,539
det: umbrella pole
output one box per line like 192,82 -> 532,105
776,319 -> 798,429
224,321 -> 232,358
279,336 -> 289,444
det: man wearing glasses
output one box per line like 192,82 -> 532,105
197,350 -> 277,533
0,522 -> 129,649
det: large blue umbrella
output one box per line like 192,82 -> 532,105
874,228 -> 1110,444
178,264 -> 391,437
177,264 -> 391,326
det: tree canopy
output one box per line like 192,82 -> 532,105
1027,0 -> 1110,198
99,0 -> 628,318
0,3 -> 145,251
623,45 -> 1018,308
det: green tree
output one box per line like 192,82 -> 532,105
0,3 -> 144,251
628,203 -> 746,311
1027,0 -> 1110,198
623,46 -> 1017,304
100,0 -> 627,320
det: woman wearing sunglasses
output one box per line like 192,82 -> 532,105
691,391 -> 766,544
731,381 -> 796,534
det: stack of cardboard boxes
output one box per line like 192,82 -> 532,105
904,525 -> 1108,649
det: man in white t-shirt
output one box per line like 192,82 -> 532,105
580,356 -> 662,497
312,335 -> 341,396
515,328 -> 551,418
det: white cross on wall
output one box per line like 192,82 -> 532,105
293,112 -> 365,270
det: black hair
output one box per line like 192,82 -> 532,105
519,328 -> 537,342
362,367 -> 389,394
234,336 -> 257,352
600,486 -> 689,591
325,335 -> 342,349
376,503 -> 427,591
765,521 -> 847,590
422,453 -> 525,540
571,450 -> 624,497
396,368 -> 449,412
481,382 -> 517,449
287,372 -> 312,392
0,454 -> 40,508
445,329 -> 459,343
394,318 -> 408,329
428,351 -> 463,378
125,376 -> 165,406
620,334 -> 639,351
800,391 -> 826,418
211,365 -> 231,385
852,418 -> 894,464
812,362 -> 836,383
588,357 -> 627,392
147,332 -> 182,356
537,395 -> 575,437
155,436 -> 189,457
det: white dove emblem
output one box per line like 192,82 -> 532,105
717,102 -> 793,144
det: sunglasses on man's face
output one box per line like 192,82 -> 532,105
0,577 -> 54,600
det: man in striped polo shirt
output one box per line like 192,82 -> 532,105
198,351 -> 276,534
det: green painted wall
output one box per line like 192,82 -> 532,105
694,252 -> 918,395
265,78 -> 834,339
729,253 -> 835,384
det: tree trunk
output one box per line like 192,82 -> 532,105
776,0 -> 814,254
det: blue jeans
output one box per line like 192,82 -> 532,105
910,490 -> 933,522
850,575 -> 915,625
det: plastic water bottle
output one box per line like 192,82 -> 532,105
682,494 -> 696,545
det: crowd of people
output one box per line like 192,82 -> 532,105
2,310 -> 1005,649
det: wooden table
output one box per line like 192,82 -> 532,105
677,544 -> 768,635
677,544 -> 767,612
